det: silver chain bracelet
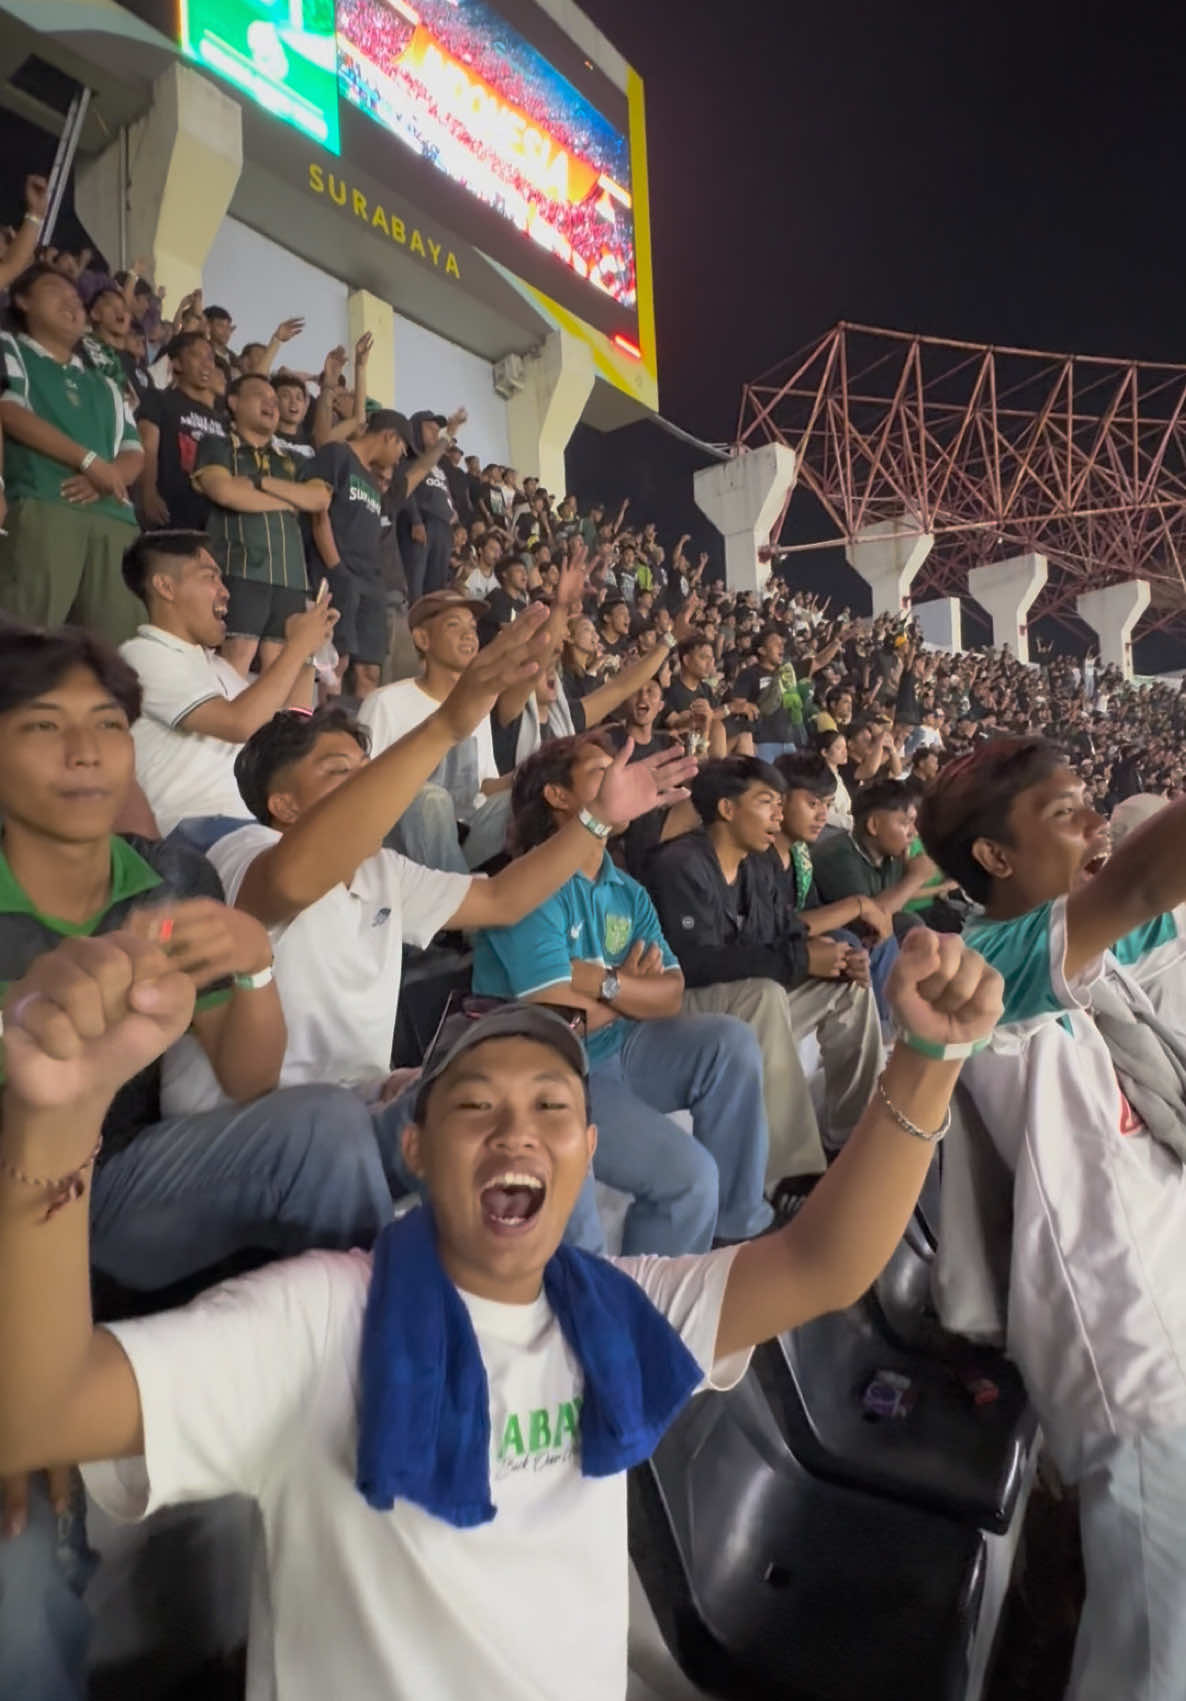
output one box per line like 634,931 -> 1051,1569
876,1074 -> 951,1144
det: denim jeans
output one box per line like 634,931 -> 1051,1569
388,784 -> 512,875
0,1472 -> 96,1701
0,1086 -> 395,1700
370,1091 -> 608,1253
589,1014 -> 773,1252
90,1085 -> 395,1287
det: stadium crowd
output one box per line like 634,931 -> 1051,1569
2,178 -> 1186,1701
337,0 -> 638,306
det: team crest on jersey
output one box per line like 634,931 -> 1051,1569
604,913 -> 632,957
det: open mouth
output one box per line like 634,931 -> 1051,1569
479,1170 -> 547,1236
1081,850 -> 1108,879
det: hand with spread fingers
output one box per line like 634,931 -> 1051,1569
0,933 -> 195,1115
887,928 -> 1002,1052
592,738 -> 697,826
435,604 -> 552,741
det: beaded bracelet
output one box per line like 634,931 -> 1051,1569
876,1074 -> 951,1144
0,1135 -> 104,1221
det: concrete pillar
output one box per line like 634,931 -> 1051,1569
845,514 -> 933,617
1077,579 -> 1150,680
350,289 -> 395,408
505,329 -> 595,494
75,62 -> 243,307
913,597 -> 963,652
968,552 -> 1047,663
693,444 -> 796,596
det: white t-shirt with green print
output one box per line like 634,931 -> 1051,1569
963,897 -> 1186,1480
84,1244 -> 748,1701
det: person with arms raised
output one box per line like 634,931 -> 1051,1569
180,608 -> 695,1245
920,739 -> 1186,1701
0,920 -> 1000,1701
0,622 -> 397,1701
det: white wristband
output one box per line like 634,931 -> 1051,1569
233,965 -> 274,991
577,807 -> 612,842
79,451 -> 97,473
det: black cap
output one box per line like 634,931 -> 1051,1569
413,1002 -> 588,1122
368,407 -> 416,452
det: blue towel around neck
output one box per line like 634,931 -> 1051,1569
356,1204 -> 704,1527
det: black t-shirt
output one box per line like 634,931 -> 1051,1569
562,667 -> 599,703
273,425 -> 317,463
444,459 -> 473,524
485,587 -> 529,629
311,441 -> 383,580
603,726 -> 680,879
663,674 -> 713,726
138,386 -> 227,529
734,662 -> 794,744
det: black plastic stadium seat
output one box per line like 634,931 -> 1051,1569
391,944 -> 473,1068
754,1232 -> 1036,1533
630,1369 -> 986,1701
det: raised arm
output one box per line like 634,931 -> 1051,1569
236,608 -> 556,925
1064,791 -> 1186,979
259,317 -> 305,376
0,176 -> 48,291
0,936 -> 195,1474
450,744 -> 696,932
715,931 -> 1002,1357
180,600 -> 333,735
404,407 -> 468,498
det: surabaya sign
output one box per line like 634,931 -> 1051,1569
306,162 -> 462,278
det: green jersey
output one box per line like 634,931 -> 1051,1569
0,332 -> 139,525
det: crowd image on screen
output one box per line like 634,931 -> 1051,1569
338,0 -> 637,306
6,152 -> 1186,1701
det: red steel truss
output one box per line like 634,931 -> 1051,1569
737,323 -> 1186,634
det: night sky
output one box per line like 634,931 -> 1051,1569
567,0 -> 1186,660
582,0 -> 1186,440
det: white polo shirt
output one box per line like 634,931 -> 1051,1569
84,1244 -> 748,1701
119,626 -> 250,836
357,678 -> 498,812
159,822 -> 472,1114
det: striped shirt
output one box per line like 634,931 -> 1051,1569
192,430 -> 320,589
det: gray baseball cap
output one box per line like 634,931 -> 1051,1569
413,1001 -> 588,1122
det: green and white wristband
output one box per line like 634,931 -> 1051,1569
895,1029 -> 990,1062
233,965 -> 275,992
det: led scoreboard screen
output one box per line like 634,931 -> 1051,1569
336,0 -> 636,315
178,0 -> 341,150
147,0 -> 643,345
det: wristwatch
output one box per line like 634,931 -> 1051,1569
599,971 -> 622,1003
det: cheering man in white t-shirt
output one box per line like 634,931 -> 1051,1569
118,530 -> 336,838
358,589 -> 514,873
0,923 -> 1001,1701
163,609 -> 696,1244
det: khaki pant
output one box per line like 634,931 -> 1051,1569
683,975 -> 883,1188
0,499 -> 142,646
